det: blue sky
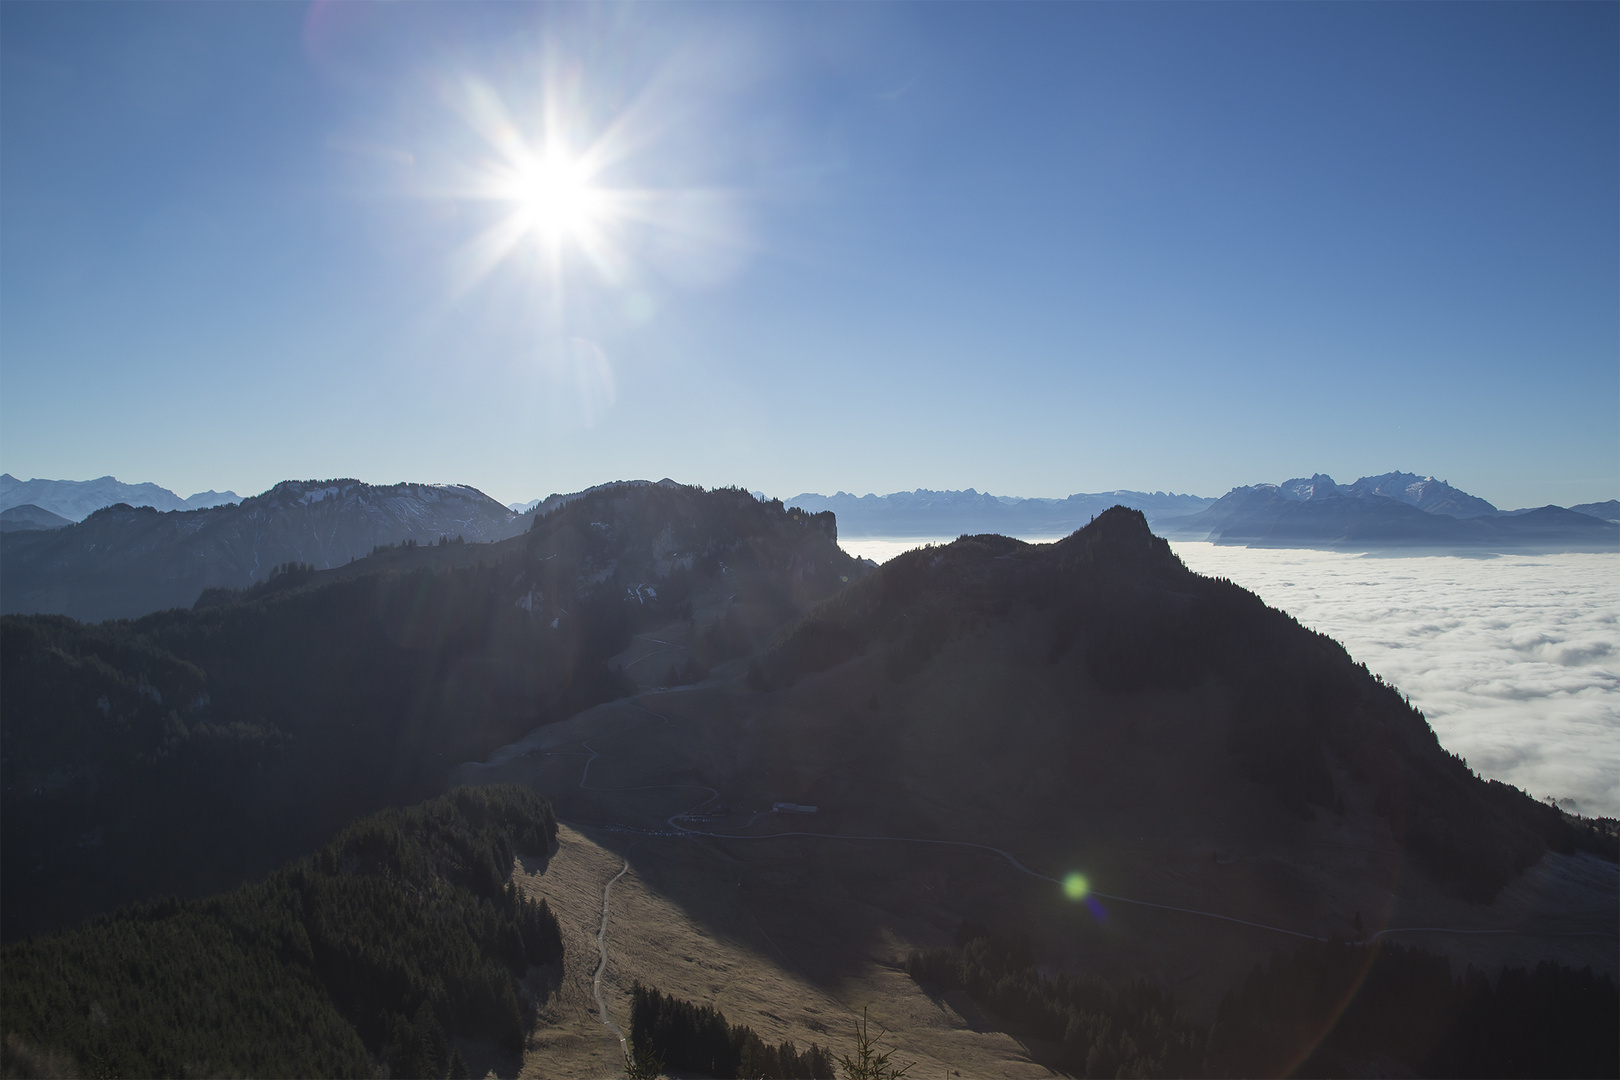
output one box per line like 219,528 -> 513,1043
3,2 -> 1615,509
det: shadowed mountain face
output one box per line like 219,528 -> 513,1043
0,483 -> 865,939
737,509 -> 1603,902
439,505 -> 1615,1073
0,478 -> 532,622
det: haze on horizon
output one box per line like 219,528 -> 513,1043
2,3 -> 1615,509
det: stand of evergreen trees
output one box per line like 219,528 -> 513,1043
906,924 -> 1207,1078
630,982 -> 834,1079
907,923 -> 1619,1078
1212,937 -> 1618,1079
1,786 -> 561,1080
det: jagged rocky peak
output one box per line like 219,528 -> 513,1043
1278,474 -> 1342,500
1236,471 -> 1500,518
1053,504 -> 1177,568
1346,471 -> 1499,517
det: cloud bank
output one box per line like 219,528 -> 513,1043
1170,543 -> 1619,818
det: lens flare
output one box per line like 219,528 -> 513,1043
1063,872 -> 1089,900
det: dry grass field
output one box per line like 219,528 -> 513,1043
510,823 -> 1053,1079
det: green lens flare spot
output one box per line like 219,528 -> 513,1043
1063,872 -> 1089,900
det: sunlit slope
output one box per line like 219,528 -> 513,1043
0,483 -> 867,940
744,507 -> 1607,903
514,823 -> 1053,1079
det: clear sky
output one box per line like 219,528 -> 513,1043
3,2 -> 1615,509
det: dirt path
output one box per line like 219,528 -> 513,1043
510,830 -> 631,1079
594,853 -> 633,1057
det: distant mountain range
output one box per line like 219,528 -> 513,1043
0,474 -> 240,521
0,478 -> 528,622
6,469 -> 1614,623
772,488 -> 1216,537
1158,471 -> 1618,550
1572,499 -> 1620,523
766,474 -> 1617,550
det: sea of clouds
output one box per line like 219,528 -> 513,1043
840,537 -> 1620,818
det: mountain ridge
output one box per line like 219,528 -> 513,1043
742,472 -> 1617,547
0,473 -> 240,521
732,507 -> 1609,900
1,480 -> 866,938
1160,479 -> 1618,550
773,487 -> 1216,537
0,478 -> 530,622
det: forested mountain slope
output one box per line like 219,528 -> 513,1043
1,483 -> 865,939
1,786 -> 561,1080
741,508 -> 1609,900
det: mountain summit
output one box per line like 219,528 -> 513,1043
1161,471 -> 1616,550
1272,471 -> 1499,518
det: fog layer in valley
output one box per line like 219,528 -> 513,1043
841,536 -> 1620,818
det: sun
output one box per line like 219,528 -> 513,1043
442,78 -> 676,294
509,148 -> 607,246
